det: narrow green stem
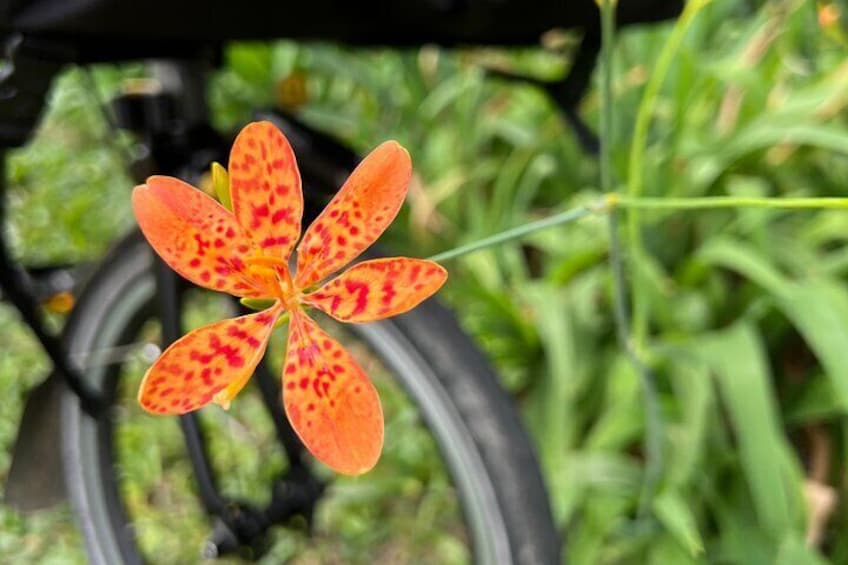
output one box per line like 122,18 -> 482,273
607,213 -> 630,344
618,195 -> 848,210
599,0 -> 664,519
599,0 -> 615,195
426,194 -> 848,263
426,203 -> 603,262
626,0 -> 711,348
600,0 -> 630,348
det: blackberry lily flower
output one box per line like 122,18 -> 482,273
132,121 -> 447,475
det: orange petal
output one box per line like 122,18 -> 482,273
294,141 -> 411,289
229,121 -> 303,261
132,177 -> 270,297
282,309 -> 383,475
303,258 -> 447,323
138,307 -> 283,414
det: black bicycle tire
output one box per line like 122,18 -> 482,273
59,231 -> 561,565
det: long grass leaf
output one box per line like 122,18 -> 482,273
691,323 -> 799,536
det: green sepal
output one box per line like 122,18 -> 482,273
212,162 -> 232,211
274,312 -> 290,329
240,297 -> 277,311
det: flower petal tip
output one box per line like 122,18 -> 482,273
373,139 -> 412,169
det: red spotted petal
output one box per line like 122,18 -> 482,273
138,307 -> 283,414
303,258 -> 447,323
282,309 -> 383,475
132,177 -> 270,297
294,141 -> 411,289
229,121 -> 303,261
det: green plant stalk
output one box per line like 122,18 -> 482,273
599,0 -> 664,519
428,194 -> 848,262
426,203 -> 602,262
626,0 -> 711,349
600,0 -> 628,345
599,0 -> 615,196
617,195 -> 848,210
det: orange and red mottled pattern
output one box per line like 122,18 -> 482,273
282,309 -> 383,475
303,258 -> 447,323
132,122 -> 447,476
138,307 -> 282,415
294,141 -> 411,289
229,121 -> 303,262
132,177 -> 270,298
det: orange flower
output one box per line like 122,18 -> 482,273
132,121 -> 447,475
819,2 -> 840,28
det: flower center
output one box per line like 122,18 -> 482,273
245,254 -> 299,305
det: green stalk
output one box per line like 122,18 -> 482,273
618,195 -> 848,210
599,0 -> 664,518
426,203 -> 604,262
626,0 -> 712,348
599,0 -> 615,196
600,0 -> 630,346
426,194 -> 848,263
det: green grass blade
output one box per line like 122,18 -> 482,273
690,322 -> 799,536
777,280 -> 848,412
698,237 -> 789,296
653,491 -> 704,556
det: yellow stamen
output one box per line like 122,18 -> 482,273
246,264 -> 277,281
245,255 -> 287,284
245,254 -> 297,301
246,255 -> 289,268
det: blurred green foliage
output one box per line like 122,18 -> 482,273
2,0 -> 848,562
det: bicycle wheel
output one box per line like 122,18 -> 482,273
59,231 -> 560,564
